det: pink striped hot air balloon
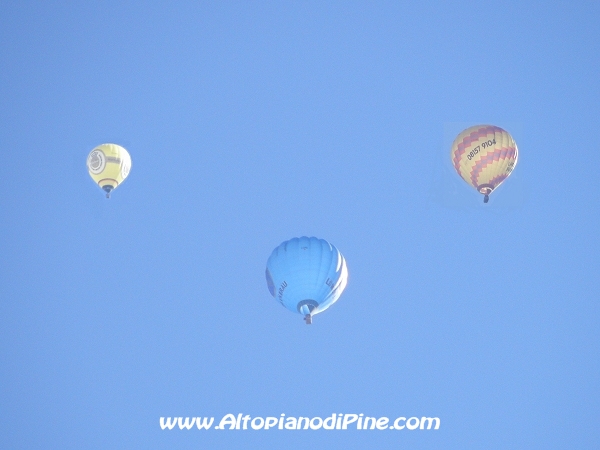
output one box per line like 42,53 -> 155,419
450,125 -> 518,203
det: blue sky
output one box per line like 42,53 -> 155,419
1,1 -> 598,448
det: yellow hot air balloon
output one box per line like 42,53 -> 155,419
86,144 -> 131,198
450,125 -> 518,203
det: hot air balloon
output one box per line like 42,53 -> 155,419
450,125 -> 518,203
86,144 -> 132,198
266,237 -> 348,324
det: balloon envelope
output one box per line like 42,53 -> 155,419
87,144 -> 131,197
266,237 -> 348,323
450,125 -> 518,202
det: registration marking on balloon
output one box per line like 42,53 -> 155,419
466,138 -> 496,161
277,281 -> 288,304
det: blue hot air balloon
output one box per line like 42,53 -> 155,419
266,237 -> 348,324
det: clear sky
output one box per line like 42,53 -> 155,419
1,1 -> 598,449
